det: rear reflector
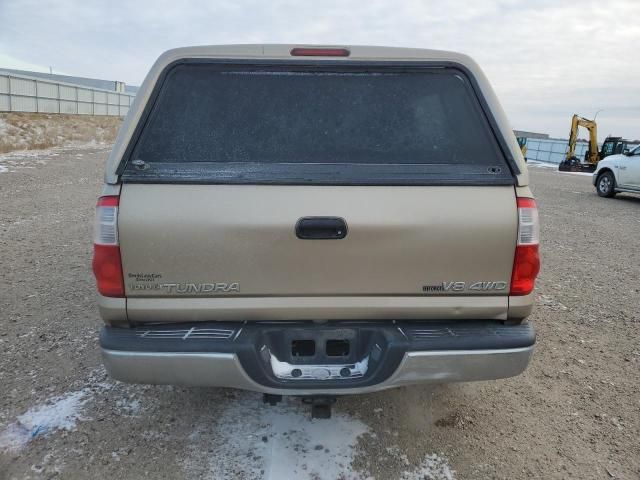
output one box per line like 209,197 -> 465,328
290,47 -> 350,57
510,198 -> 540,296
92,196 -> 124,297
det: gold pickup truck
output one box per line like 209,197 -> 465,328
93,45 -> 539,401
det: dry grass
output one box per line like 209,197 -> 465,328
0,112 -> 122,154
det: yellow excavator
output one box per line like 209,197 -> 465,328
516,136 -> 527,160
559,114 -> 629,172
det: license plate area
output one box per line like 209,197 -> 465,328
263,327 -> 361,365
257,326 -> 387,382
291,339 -> 316,357
326,339 -> 350,357
267,352 -> 370,381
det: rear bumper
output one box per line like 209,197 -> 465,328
100,321 -> 535,395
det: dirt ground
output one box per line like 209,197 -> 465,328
0,148 -> 638,479
0,113 -> 122,154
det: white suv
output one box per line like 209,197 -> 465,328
593,145 -> 640,197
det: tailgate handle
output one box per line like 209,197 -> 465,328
295,217 -> 348,240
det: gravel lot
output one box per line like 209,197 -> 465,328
1,147 -> 639,479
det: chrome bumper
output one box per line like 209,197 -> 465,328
101,345 -> 534,396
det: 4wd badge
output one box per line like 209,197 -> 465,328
422,281 -> 507,293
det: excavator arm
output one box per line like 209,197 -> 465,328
560,114 -> 599,172
566,114 -> 599,163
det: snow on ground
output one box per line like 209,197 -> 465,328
559,170 -> 594,177
183,391 -> 455,480
527,160 -> 558,169
0,390 -> 93,453
115,397 -> 142,417
1,378 -> 456,479
527,160 -> 594,177
0,368 -> 139,454
184,392 -> 367,480
0,148 -> 56,174
404,455 -> 455,480
0,143 -> 110,174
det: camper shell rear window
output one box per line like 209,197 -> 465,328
120,61 -> 516,185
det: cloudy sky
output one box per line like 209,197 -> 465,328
1,0 -> 639,139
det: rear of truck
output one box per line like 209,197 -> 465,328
94,45 -> 539,395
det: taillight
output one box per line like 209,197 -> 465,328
290,47 -> 350,57
92,196 -> 124,297
510,198 -> 540,296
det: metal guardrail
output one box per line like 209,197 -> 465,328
0,71 -> 135,116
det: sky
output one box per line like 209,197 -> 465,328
1,0 -> 639,140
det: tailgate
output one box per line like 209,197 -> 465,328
119,184 -> 516,299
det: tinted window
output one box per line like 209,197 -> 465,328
602,142 -> 614,156
130,64 -> 507,169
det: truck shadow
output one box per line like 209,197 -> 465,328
614,193 -> 640,204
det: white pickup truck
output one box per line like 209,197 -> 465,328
594,144 -> 640,197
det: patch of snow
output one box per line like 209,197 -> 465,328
184,392 -> 455,480
0,143 -> 110,162
115,397 -> 142,416
0,143 -> 110,174
528,160 -> 595,176
184,392 -> 368,480
381,445 -> 455,480
559,171 -> 594,177
527,160 -> 558,169
0,390 -> 92,453
401,454 -> 455,480
0,149 -> 50,161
